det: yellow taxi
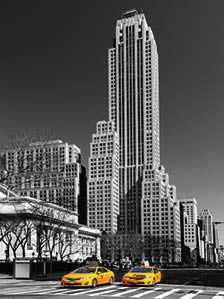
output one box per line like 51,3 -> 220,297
123,266 -> 161,286
61,266 -> 115,288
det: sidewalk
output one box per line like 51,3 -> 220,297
0,273 -> 12,279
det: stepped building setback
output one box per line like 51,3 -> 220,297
87,10 -> 181,262
88,121 -> 119,234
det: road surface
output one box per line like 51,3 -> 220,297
0,278 -> 223,299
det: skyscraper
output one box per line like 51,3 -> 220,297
88,10 -> 181,262
198,208 -> 214,263
198,209 -> 213,244
109,9 -> 160,233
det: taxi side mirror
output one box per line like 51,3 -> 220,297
97,271 -> 102,275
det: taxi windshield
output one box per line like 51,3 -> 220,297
72,268 -> 96,274
130,267 -> 153,273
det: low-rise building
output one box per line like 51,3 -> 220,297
0,185 -> 101,262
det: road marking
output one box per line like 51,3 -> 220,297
110,287 -> 145,297
67,285 -> 116,296
212,291 -> 224,299
34,288 -> 63,294
155,288 -> 181,298
53,288 -> 86,295
131,287 -> 162,298
89,287 -> 125,296
0,286 -> 37,294
179,290 -> 203,299
0,286 -> 42,294
7,287 -> 55,295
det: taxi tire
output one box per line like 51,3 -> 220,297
109,277 -> 113,285
92,278 -> 97,288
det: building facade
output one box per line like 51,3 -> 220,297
179,197 -> 198,264
108,9 -> 161,233
1,140 -> 87,218
0,186 -> 101,262
88,121 -> 119,234
213,222 -> 220,263
88,10 -> 181,263
198,209 -> 214,263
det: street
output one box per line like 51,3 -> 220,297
0,278 -> 223,299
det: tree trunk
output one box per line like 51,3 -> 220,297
22,246 -> 26,258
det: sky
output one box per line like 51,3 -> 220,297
0,0 -> 224,242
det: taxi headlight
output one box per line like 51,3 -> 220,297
81,277 -> 91,280
62,276 -> 68,280
124,275 -> 131,279
145,276 -> 152,279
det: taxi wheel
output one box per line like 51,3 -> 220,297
152,279 -> 156,287
109,277 -> 113,285
92,278 -> 97,288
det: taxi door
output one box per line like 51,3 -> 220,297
102,267 -> 110,283
97,267 -> 106,284
154,267 -> 161,283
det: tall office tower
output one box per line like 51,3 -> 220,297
109,9 -> 160,233
88,10 -> 181,261
213,222 -> 220,263
2,140 -> 83,212
109,8 -> 181,258
197,219 -> 206,261
198,209 -> 213,244
88,121 -> 119,233
198,209 -> 214,263
179,198 -> 198,262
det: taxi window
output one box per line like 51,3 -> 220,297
72,268 -> 96,274
130,267 -> 153,273
102,268 -> 109,273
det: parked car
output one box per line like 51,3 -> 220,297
61,266 -> 115,288
122,266 -> 161,287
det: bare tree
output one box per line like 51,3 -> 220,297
0,214 -> 35,259
101,232 -> 181,266
101,233 -> 145,262
144,235 -> 181,266
0,131 -> 53,191
0,131 -> 81,265
0,196 -> 79,264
